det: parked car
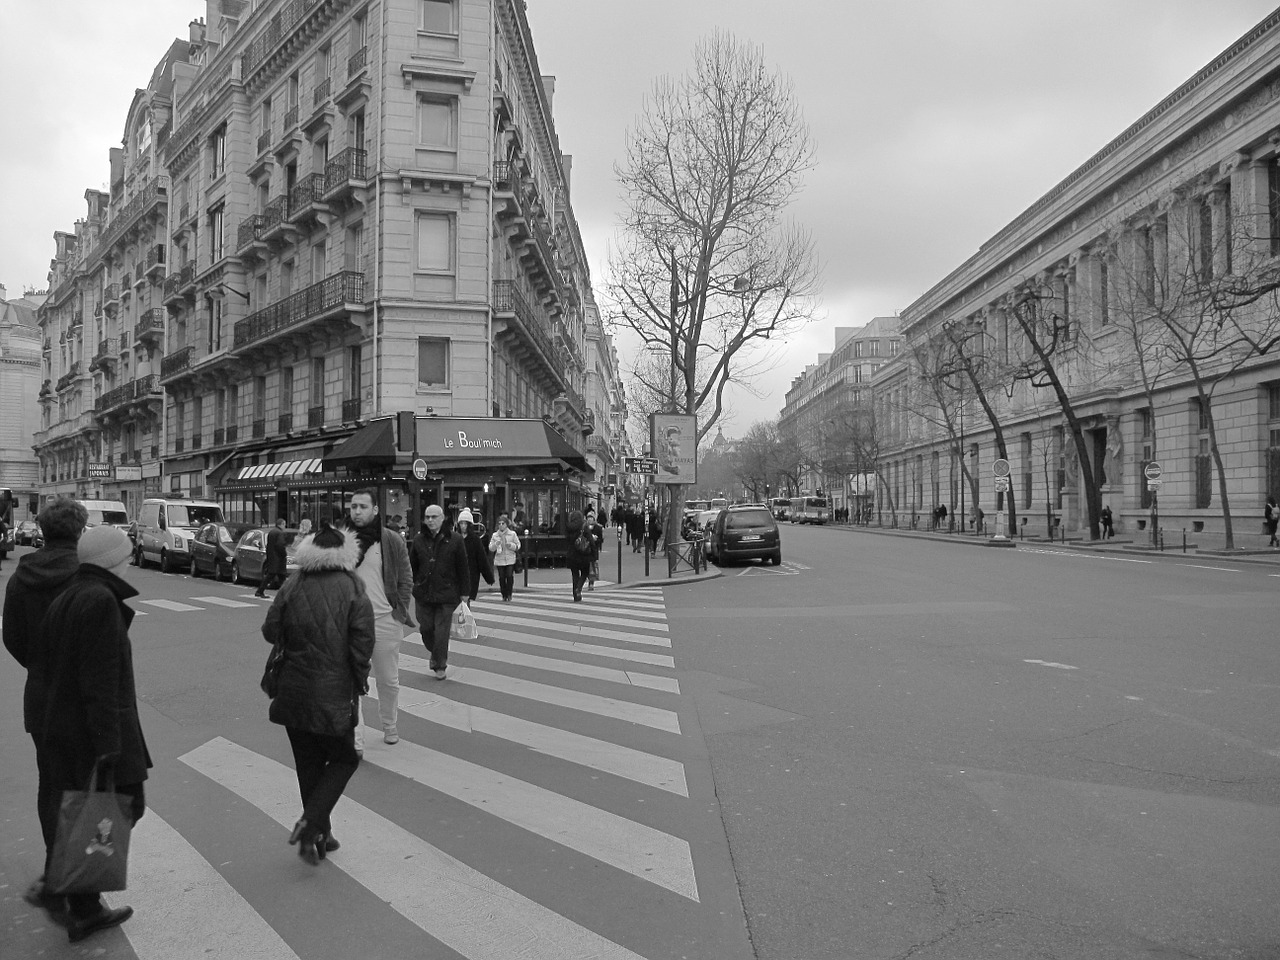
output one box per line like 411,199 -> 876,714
230,527 -> 300,585
15,520 -> 40,545
707,504 -> 782,566
135,496 -> 225,572
189,522 -> 254,580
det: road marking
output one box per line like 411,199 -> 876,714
506,595 -> 668,622
1024,659 -> 1079,670
458,612 -> 670,647
106,812 -> 300,960
370,680 -> 689,796
449,639 -> 680,693
399,655 -> 682,733
1180,564 -> 1241,572
1022,548 -> 1152,563
181,738 -> 650,960
480,626 -> 675,668
359,729 -> 699,900
475,606 -> 669,632
138,599 -> 205,612
191,595 -> 259,609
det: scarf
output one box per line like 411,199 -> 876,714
352,514 -> 382,566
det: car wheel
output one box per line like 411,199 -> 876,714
214,560 -> 225,582
232,561 -> 242,585
190,555 -> 200,578
771,550 -> 782,566
160,548 -> 172,573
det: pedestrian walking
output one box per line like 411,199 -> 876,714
347,489 -> 415,750
566,509 -> 592,602
488,514 -> 521,601
626,507 -> 643,551
409,505 -> 469,679
1265,494 -> 1278,547
263,521 -> 374,865
255,517 -> 289,597
3,499 -> 88,922
33,525 -> 149,941
584,505 -> 604,590
456,508 -> 494,604
644,503 -> 661,554
1101,504 -> 1114,539
297,517 -> 312,537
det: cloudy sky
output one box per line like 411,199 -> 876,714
2,0 -> 1274,433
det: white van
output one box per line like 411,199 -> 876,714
76,499 -> 130,531
136,496 -> 224,573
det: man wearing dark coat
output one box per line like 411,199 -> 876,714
3,498 -> 88,918
409,504 -> 470,679
34,525 -> 150,942
255,517 -> 289,597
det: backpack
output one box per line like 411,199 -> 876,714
573,531 -> 592,554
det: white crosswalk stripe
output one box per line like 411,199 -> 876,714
97,588 -> 722,958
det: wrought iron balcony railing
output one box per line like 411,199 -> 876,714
233,271 -> 365,351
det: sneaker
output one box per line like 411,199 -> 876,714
68,906 -> 133,943
383,728 -> 399,745
433,668 -> 447,680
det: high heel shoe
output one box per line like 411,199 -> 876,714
287,818 -> 308,845
315,833 -> 340,859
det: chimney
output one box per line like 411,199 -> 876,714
190,18 -> 206,45
540,75 -> 556,112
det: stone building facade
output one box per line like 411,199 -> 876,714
0,285 -> 45,520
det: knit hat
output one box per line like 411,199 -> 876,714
457,508 -> 474,525
78,525 -> 132,571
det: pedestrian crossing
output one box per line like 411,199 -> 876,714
88,587 -> 738,959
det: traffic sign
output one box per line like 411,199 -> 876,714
1147,479 -> 1162,491
1144,461 -> 1162,481
993,477 -> 1010,492
624,457 -> 658,475
412,458 -> 429,479
992,458 -> 1011,479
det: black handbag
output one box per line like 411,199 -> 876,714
260,642 -> 285,698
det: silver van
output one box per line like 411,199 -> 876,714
76,499 -> 131,532
136,497 -> 224,572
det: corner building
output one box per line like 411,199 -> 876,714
155,0 -> 614,528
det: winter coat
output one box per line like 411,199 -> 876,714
461,530 -> 495,599
263,531 -> 375,738
36,564 -> 153,790
3,542 -> 82,733
371,524 -> 415,626
263,526 -> 289,577
565,514 -> 592,573
409,528 -> 469,606
488,527 -> 521,567
583,519 -> 604,561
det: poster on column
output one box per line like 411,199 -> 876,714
649,413 -> 698,485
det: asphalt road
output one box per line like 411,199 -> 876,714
670,524 -> 1280,959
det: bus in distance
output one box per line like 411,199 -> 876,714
768,497 -> 792,521
791,495 -> 830,524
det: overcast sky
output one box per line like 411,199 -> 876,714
3,1 -> 1275,434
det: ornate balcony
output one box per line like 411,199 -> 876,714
133,262 -> 147,288
491,280 -> 564,389
348,45 -> 367,79
56,361 -> 84,392
260,196 -> 295,242
493,162 -> 564,304
323,148 -> 369,204
232,271 -> 367,354
257,131 -> 272,155
134,308 -> 166,346
288,173 -> 329,225
120,272 -> 132,293
237,214 -> 270,258
103,283 -> 120,313
90,337 -> 118,373
312,77 -> 331,107
160,344 -> 194,382
93,375 -> 161,419
283,103 -> 299,131
144,244 -> 166,279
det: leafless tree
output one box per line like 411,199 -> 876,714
609,31 -> 820,540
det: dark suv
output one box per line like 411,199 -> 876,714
708,504 -> 782,565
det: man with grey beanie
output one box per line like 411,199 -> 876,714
32,525 -> 151,942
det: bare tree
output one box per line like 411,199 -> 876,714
609,32 -> 820,541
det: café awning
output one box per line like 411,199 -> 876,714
234,458 -> 324,481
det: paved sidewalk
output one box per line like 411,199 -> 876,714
502,525 -> 720,593
821,518 -> 1280,567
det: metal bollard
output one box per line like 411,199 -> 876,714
1159,528 -> 1165,551
1183,528 -> 1187,553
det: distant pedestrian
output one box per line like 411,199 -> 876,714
35,525 -> 149,941
410,505 -> 469,679
488,514 -> 521,602
626,508 -> 643,551
298,517 -> 312,537
456,508 -> 494,604
1101,504 -> 1114,539
264,522 -> 374,865
347,489 -> 415,750
255,517 -> 288,597
566,509 -> 592,602
3,498 -> 88,922
584,506 -> 604,590
1265,495 -> 1278,547
644,504 -> 661,554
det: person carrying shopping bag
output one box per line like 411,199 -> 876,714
263,521 -> 375,865
488,513 -> 521,601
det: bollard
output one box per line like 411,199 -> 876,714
1159,528 -> 1165,551
1182,527 -> 1187,553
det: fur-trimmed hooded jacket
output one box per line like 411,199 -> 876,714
263,529 -> 375,737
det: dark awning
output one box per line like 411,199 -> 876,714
323,417 -> 396,468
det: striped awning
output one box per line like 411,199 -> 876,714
234,458 -> 323,481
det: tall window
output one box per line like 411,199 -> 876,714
1139,226 -> 1155,304
206,297 -> 223,353
345,224 -> 364,273
1267,384 -> 1280,503
1198,200 -> 1215,282
210,125 -> 226,179
260,98 -> 272,138
1194,397 -> 1212,509
416,214 -> 452,271
1021,432 -> 1033,507
417,97 -> 456,149
311,241 -> 326,283
348,345 -> 362,399
418,337 -> 449,387
421,0 -> 457,32
310,357 -> 325,411
254,375 -> 267,422
282,260 -> 295,298
1139,407 -> 1155,510
1269,160 -> 1280,257
1098,259 -> 1109,326
281,366 -> 294,418
209,207 -> 225,263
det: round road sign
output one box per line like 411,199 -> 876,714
412,458 -> 429,480
992,458 -> 1011,478
1143,461 -> 1163,481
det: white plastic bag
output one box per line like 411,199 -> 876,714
452,601 -> 478,641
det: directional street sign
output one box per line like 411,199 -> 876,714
624,457 -> 659,475
1144,461 -> 1163,481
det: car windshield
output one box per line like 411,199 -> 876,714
167,504 -> 224,528
222,523 -> 254,543
86,510 -> 129,526
726,509 -> 773,529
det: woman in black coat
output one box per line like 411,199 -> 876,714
264,522 -> 375,864
455,509 -> 494,604
565,509 -> 592,602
